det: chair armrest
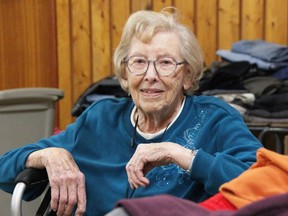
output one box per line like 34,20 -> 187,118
11,168 -> 48,216
14,168 -> 48,186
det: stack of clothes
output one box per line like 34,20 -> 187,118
196,40 -> 288,125
216,40 -> 288,70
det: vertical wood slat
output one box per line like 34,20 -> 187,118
196,0 -> 218,65
91,0 -> 111,82
265,0 -> 288,45
241,0 -> 264,40
218,0 -> 240,50
174,0 -> 195,33
56,0 -> 74,128
71,0 -> 92,103
131,0 -> 152,12
110,0 -> 130,56
152,0 -> 173,12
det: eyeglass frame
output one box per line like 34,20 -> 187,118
122,55 -> 187,77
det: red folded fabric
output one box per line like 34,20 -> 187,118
199,192 -> 237,211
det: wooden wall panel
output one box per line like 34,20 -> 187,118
0,0 -> 57,89
56,0 -> 73,128
218,0 -> 240,49
110,0 -> 130,54
265,0 -> 288,44
71,0 -> 92,103
153,0 -> 173,12
131,0 -> 152,12
196,0 -> 218,65
174,0 -> 195,32
1,0 -> 288,129
91,0 -> 111,81
241,0 -> 264,39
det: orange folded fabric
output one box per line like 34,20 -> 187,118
220,148 -> 288,208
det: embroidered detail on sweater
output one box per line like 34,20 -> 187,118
154,106 -> 209,188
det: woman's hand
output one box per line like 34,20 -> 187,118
26,148 -> 86,216
126,142 -> 192,189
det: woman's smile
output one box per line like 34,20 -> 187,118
140,88 -> 164,98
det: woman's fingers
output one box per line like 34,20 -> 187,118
126,146 -> 156,188
27,148 -> 87,215
75,173 -> 87,216
50,184 -> 60,211
49,172 -> 82,215
126,163 -> 143,188
126,143 -> 176,188
57,184 -> 68,215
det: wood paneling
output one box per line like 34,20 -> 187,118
153,0 -> 173,12
70,0 -> 92,103
91,0 -> 111,81
0,0 -> 57,89
174,0 -> 195,32
196,0 -> 218,65
218,0 -> 240,49
56,0 -> 73,128
131,0 -> 152,12
110,0 -> 130,52
1,0 -> 288,129
265,0 -> 288,44
241,0 -> 264,39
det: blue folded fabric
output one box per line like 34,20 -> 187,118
272,66 -> 288,80
216,49 -> 288,70
232,40 -> 288,63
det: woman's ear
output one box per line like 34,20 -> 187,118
183,70 -> 193,91
120,70 -> 129,90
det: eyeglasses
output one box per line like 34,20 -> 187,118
122,56 -> 186,77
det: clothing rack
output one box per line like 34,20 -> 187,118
246,123 -> 288,154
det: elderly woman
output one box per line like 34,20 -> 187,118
0,8 -> 262,216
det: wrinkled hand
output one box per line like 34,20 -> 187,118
126,142 -> 192,189
26,148 -> 86,216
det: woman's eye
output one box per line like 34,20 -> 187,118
159,59 -> 173,65
133,58 -> 146,64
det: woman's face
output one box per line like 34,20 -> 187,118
123,31 -> 192,115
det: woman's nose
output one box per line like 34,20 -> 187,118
144,61 -> 159,80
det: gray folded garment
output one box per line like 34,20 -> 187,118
243,76 -> 282,97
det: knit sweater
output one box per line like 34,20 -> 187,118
0,95 -> 262,215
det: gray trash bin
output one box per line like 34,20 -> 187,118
0,87 -> 63,216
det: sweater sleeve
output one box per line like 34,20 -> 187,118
190,115 -> 263,195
